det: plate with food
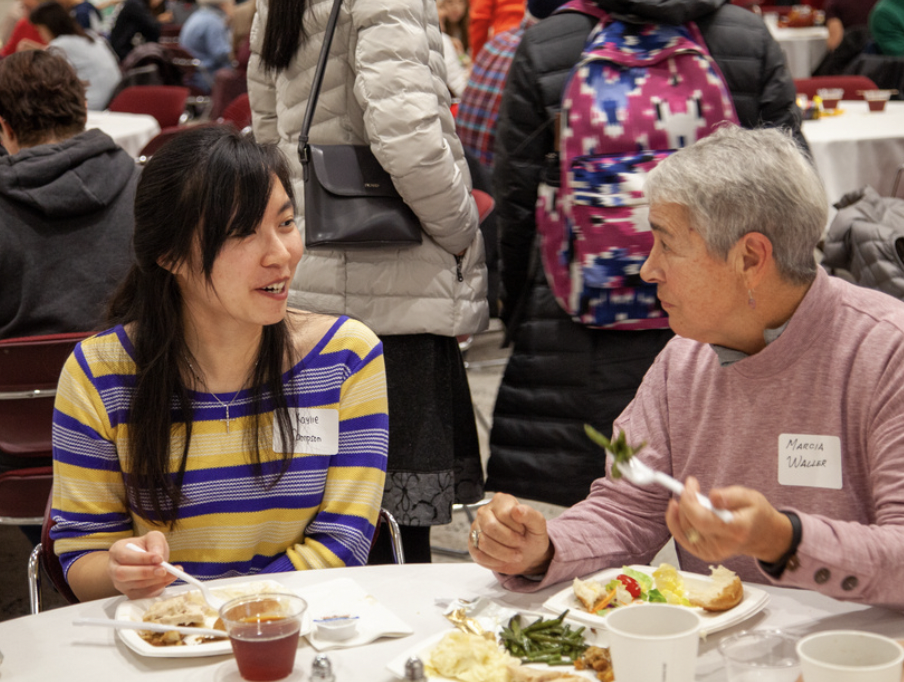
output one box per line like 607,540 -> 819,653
113,578 -> 312,658
542,564 -> 768,636
386,609 -> 615,682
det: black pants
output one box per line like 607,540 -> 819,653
367,524 -> 432,564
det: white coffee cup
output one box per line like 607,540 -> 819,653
606,604 -> 701,682
797,630 -> 904,682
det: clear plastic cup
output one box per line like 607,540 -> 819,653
719,629 -> 801,682
219,593 -> 307,682
863,90 -> 893,112
817,88 -> 844,111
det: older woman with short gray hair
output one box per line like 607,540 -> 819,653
469,125 -> 904,610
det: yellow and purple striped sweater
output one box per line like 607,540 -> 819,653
51,316 -> 388,580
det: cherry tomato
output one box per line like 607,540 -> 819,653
616,574 -> 642,599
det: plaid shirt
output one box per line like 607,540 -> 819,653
456,18 -> 535,168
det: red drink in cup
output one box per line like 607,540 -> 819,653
220,594 -> 307,682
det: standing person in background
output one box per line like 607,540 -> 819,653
109,0 -> 170,60
248,0 -> 489,563
30,1 -> 121,109
468,0 -> 524,59
486,0 -> 807,509
438,0 -> 470,64
869,0 -> 904,56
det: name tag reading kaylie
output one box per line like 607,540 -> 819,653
273,408 -> 339,455
777,433 -> 842,489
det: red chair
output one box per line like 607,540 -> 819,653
218,93 -> 252,132
0,332 -> 92,526
108,85 -> 190,129
794,75 -> 879,101
28,494 -> 79,613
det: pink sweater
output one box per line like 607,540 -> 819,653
500,268 -> 904,610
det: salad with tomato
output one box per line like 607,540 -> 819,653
575,564 -> 691,615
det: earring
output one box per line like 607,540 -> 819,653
748,289 -> 756,310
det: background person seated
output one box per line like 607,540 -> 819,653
109,0 -> 170,61
870,0 -> 904,56
30,1 -> 121,109
179,0 -> 233,93
470,125 -> 904,611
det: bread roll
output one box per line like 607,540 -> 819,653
684,565 -> 743,612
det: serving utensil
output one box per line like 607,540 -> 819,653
614,455 -> 734,524
73,617 -> 227,639
126,543 -> 226,611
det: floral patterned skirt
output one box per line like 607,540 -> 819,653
379,333 -> 484,526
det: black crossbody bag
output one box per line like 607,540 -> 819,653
297,0 -> 423,248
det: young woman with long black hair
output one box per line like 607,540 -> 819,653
50,126 -> 389,601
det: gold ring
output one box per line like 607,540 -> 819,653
470,528 -> 482,550
686,528 -> 701,544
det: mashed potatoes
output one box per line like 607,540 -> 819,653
427,631 -> 520,682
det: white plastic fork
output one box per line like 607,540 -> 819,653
73,617 -> 227,639
614,455 -> 734,523
126,543 -> 226,611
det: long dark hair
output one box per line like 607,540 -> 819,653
30,1 -> 94,43
259,0 -> 308,72
107,126 -> 298,526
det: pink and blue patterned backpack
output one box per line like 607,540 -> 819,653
536,2 -> 739,329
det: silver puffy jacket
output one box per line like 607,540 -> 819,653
248,0 -> 489,337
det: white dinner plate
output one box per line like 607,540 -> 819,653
542,565 -> 769,636
385,612 -> 607,680
113,578 -> 312,658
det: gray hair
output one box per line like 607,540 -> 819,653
644,125 -> 827,285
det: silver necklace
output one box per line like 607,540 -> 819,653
184,356 -> 253,434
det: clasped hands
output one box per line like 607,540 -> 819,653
468,478 -> 793,576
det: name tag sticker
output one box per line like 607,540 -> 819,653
273,408 -> 339,455
777,433 -> 842,489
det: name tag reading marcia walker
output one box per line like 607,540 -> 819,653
273,408 -> 339,455
777,434 -> 842,489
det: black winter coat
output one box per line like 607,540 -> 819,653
486,0 -> 807,506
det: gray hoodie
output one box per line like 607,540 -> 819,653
0,128 -> 140,339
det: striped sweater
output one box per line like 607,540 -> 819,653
51,316 -> 388,581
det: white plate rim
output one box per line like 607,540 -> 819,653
541,564 -> 769,636
113,579 -> 312,658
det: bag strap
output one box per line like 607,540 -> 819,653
297,0 -> 344,176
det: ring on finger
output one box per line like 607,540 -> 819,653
470,528 -> 482,551
686,528 -> 701,544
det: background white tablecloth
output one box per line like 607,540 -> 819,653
85,110 -> 161,158
1,562 -> 902,682
769,24 -> 829,79
803,100 -> 904,225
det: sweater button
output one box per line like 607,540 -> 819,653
786,555 -> 800,572
841,575 -> 859,591
814,568 -> 831,584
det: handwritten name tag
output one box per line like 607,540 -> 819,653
273,408 -> 339,455
777,433 -> 842,489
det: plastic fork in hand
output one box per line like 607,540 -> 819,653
615,455 -> 734,524
126,543 -> 226,611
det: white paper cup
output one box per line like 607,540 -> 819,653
719,629 -> 800,682
606,604 -> 701,682
797,630 -> 904,682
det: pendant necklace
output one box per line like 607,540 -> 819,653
184,355 -> 255,434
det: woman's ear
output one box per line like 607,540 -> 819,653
739,232 -> 773,287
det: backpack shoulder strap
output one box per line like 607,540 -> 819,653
555,0 -> 608,22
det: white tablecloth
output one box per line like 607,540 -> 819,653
85,110 -> 161,158
768,24 -> 829,79
803,100 -> 904,224
1,562 -> 902,681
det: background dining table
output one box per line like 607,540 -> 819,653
1,562 -> 902,681
802,100 -> 904,226
767,22 -> 829,80
85,110 -> 161,159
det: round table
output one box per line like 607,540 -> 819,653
1,562 -> 902,681
85,110 -> 161,158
